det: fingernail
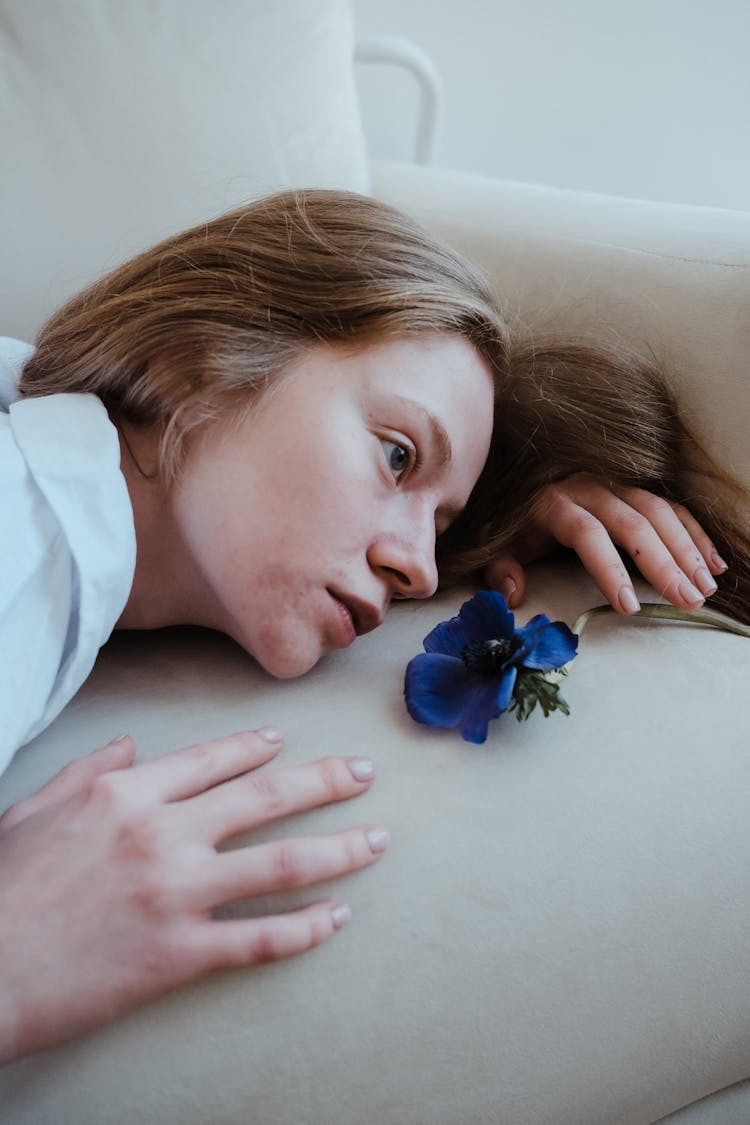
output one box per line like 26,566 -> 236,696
711,550 -> 728,573
366,828 -> 390,854
693,566 -> 717,596
618,587 -> 641,614
257,727 -> 283,743
331,904 -> 352,930
348,757 -> 375,782
678,579 -> 704,606
107,734 -> 130,745
499,576 -> 517,603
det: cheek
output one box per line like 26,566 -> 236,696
218,562 -> 307,656
238,565 -> 325,678
246,564 -> 300,619
286,470 -> 371,541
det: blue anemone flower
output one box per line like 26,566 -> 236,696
404,591 -> 578,744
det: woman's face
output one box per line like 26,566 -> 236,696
172,333 -> 495,677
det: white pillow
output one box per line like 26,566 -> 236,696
0,0 -> 369,340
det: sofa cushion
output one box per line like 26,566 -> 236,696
1,559 -> 750,1125
0,0 -> 369,340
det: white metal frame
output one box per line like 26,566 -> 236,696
354,34 -> 442,166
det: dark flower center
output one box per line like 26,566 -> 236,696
461,637 -> 515,674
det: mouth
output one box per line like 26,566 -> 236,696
328,589 -> 385,641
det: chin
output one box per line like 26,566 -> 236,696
262,659 -> 321,680
225,617 -> 327,680
251,641 -> 324,680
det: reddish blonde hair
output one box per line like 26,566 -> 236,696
20,189 -> 509,480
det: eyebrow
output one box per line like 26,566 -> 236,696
426,410 -> 453,468
392,395 -> 463,528
392,395 -> 452,468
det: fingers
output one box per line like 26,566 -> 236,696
0,735 -> 136,831
194,824 -> 390,909
534,476 -> 726,613
673,505 -> 729,577
616,486 -> 727,587
182,755 -> 377,843
589,485 -> 721,609
194,901 -> 354,971
132,728 -> 284,803
533,482 -> 640,611
484,553 -> 526,608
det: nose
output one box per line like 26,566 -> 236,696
367,513 -> 439,601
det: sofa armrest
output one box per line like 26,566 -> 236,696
371,160 -> 750,493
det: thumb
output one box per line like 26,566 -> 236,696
484,553 -> 526,609
0,735 -> 136,831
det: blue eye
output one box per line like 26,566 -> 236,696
382,439 -> 411,479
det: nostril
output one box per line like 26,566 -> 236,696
383,566 -> 411,589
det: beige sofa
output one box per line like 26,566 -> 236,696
1,3 -> 750,1123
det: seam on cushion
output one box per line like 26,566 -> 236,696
440,216 -> 750,269
552,238 -> 750,269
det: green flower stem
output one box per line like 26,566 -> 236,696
573,602 -> 750,640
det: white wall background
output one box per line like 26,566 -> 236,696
353,0 -> 750,211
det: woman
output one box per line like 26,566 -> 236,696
0,189 -> 737,1063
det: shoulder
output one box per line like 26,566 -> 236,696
0,381 -> 137,770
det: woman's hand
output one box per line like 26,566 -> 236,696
0,729 -> 387,1064
485,473 -> 728,614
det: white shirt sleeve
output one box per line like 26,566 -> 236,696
0,338 -> 136,775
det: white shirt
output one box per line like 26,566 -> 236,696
0,337 -> 136,774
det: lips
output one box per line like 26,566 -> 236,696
328,589 -> 384,639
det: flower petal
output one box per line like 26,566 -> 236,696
423,616 -> 473,658
460,665 -> 518,743
515,615 -> 578,670
423,591 -> 516,657
458,590 -> 516,644
405,653 -> 515,743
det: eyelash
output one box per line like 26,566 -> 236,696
380,437 -> 418,482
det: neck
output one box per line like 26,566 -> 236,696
115,423 -> 222,632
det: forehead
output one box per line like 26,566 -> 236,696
314,333 -> 496,435
250,332 -> 494,454
357,332 -> 493,436
346,331 -> 494,390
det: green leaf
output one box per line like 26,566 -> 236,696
509,668 -> 571,723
